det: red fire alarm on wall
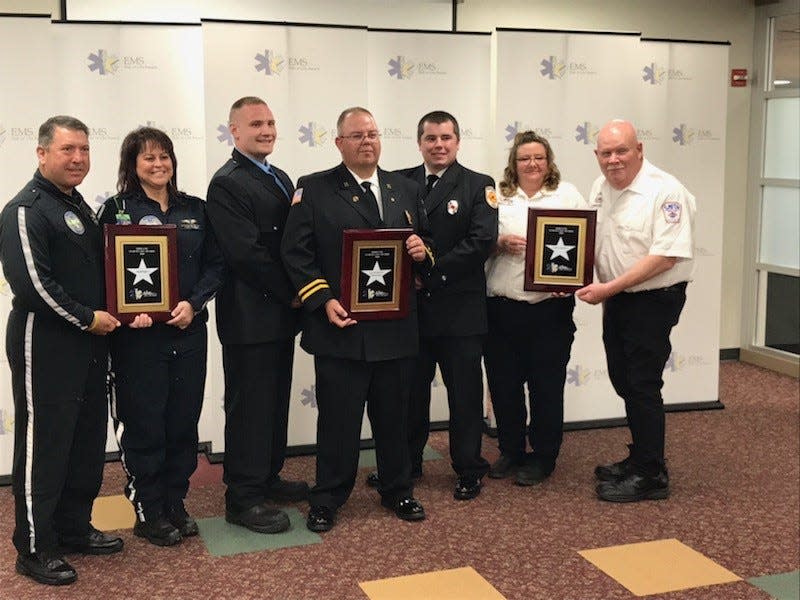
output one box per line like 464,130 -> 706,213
731,69 -> 748,87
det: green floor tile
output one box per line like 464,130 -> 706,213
198,507 -> 321,557
358,445 -> 443,468
748,571 -> 800,600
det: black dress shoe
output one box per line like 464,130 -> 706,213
454,477 -> 482,500
515,459 -> 555,487
596,470 -> 669,503
16,553 -> 77,586
60,526 -> 124,555
226,503 -> 290,534
167,506 -> 199,537
265,477 -> 310,502
381,496 -> 426,521
488,455 -> 522,479
306,506 -> 336,532
595,444 -> 634,481
133,517 -> 183,546
366,471 -> 380,488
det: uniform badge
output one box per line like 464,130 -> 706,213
139,215 -> 163,225
447,199 -> 459,215
115,212 -> 131,225
662,201 -> 682,224
485,186 -> 498,209
64,211 -> 85,235
292,188 -> 303,205
180,218 -> 200,230
404,210 -> 413,225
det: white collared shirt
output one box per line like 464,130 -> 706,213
589,159 -> 695,292
486,181 -> 587,304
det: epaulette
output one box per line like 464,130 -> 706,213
15,185 -> 42,208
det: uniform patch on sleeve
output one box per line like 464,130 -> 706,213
292,188 -> 303,205
662,201 -> 682,223
485,186 -> 498,209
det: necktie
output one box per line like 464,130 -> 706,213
425,174 -> 439,195
361,182 -> 382,220
266,164 -> 290,200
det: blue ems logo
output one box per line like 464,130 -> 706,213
672,124 -> 695,146
574,121 -> 599,145
87,49 -> 119,75
255,50 -> 285,76
388,56 -> 415,79
298,122 -> 328,147
642,62 -> 666,85
566,364 -> 593,387
504,121 -> 523,142
301,385 -> 317,408
216,124 -> 234,146
540,55 -> 566,79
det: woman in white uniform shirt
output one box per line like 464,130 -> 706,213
484,131 -> 587,486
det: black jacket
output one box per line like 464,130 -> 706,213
206,149 -> 299,344
396,161 -> 497,336
281,163 -> 434,361
99,189 -> 225,332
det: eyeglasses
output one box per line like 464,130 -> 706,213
515,155 -> 547,164
339,131 -> 381,142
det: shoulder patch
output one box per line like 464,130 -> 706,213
662,201 -> 682,224
291,188 -> 303,206
485,186 -> 498,209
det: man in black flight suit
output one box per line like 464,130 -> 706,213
206,96 -> 308,535
0,115 -> 123,586
281,107 -> 435,532
367,110 -> 496,500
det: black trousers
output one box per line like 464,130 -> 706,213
112,325 -> 207,520
222,338 -> 294,512
408,335 -> 489,479
311,356 -> 414,510
484,296 -> 575,464
602,283 -> 687,473
8,312 -> 108,556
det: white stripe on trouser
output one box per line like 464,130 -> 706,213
111,389 -> 145,522
17,207 -> 84,329
23,312 -> 36,554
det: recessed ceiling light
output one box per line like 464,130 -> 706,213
773,80 -> 792,86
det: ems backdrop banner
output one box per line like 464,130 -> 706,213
630,39 -> 728,410
495,29 -> 726,421
202,20 -> 369,449
0,15 -> 59,478
49,22 -> 208,209
202,20 -> 369,183
366,30 -> 492,174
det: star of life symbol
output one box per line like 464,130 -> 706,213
387,56 -> 414,79
216,124 -> 234,146
362,261 -> 390,286
298,122 -> 327,147
545,237 -> 575,261
87,49 -> 118,75
255,50 -> 284,75
128,259 -> 158,285
540,56 -> 566,79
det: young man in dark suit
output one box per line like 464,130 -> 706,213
367,110 -> 496,500
281,107 -> 435,532
206,96 -> 308,535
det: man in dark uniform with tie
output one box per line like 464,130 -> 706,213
206,96 -> 307,535
1,116 -> 123,586
281,107 -> 435,532
366,110 -> 496,500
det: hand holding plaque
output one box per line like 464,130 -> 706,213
104,224 -> 179,324
524,209 -> 596,293
340,228 -> 413,320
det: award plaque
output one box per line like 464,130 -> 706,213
104,224 -> 179,323
524,209 -> 596,292
340,228 -> 413,320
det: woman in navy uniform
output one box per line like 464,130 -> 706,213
101,128 -> 225,546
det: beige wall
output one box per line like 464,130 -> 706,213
0,0 -> 756,349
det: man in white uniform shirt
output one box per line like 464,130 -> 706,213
576,119 -> 695,503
